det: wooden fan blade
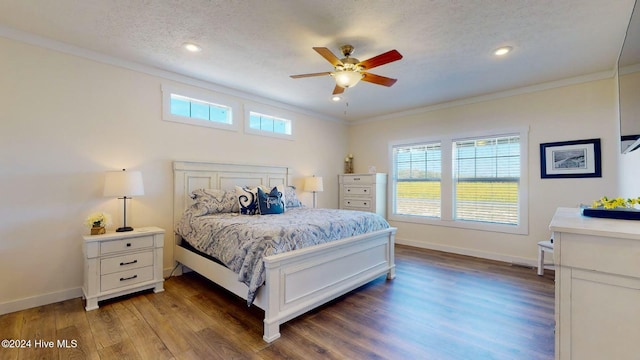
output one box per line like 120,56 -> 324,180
290,72 -> 332,79
332,85 -> 345,95
357,50 -> 403,70
361,72 -> 398,87
313,47 -> 343,67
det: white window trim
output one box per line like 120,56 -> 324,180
388,127 -> 529,235
243,103 -> 295,140
161,84 -> 240,132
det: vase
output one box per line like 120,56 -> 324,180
91,226 -> 106,235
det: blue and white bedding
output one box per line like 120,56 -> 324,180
175,207 -> 390,305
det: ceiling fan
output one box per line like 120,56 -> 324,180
290,45 -> 403,95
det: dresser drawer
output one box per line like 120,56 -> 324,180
341,175 -> 375,184
560,233 -> 640,278
101,266 -> 154,292
343,185 -> 372,196
101,251 -> 153,275
100,236 -> 154,255
343,198 -> 372,210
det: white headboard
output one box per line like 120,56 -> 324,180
173,161 -> 290,240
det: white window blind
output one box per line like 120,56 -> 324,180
453,135 -> 520,225
393,143 -> 442,218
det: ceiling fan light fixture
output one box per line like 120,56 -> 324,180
333,70 -> 363,89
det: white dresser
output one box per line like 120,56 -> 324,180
549,208 -> 640,360
338,173 -> 387,218
82,226 -> 165,310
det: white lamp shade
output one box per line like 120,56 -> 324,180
103,170 -> 145,197
304,176 -> 324,192
334,70 -> 363,88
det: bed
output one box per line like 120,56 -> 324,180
172,161 -> 397,342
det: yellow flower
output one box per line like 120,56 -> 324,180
590,196 -> 640,210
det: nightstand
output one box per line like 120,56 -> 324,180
82,226 -> 165,310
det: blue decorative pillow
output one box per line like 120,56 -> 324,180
257,186 -> 285,215
236,186 -> 260,215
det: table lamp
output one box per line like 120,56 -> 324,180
304,175 -> 323,208
103,169 -> 144,232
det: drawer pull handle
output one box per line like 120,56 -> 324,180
120,259 -> 138,266
347,189 -> 351,192
126,243 -> 132,247
364,202 -> 368,205
363,189 -> 367,192
120,275 -> 138,282
354,178 -> 360,181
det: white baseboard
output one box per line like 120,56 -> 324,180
395,237 -> 538,268
0,287 -> 83,316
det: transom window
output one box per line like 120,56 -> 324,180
161,85 -> 239,131
389,129 -> 528,234
244,104 -> 295,140
170,94 -> 232,124
248,112 -> 292,135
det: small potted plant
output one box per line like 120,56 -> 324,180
85,212 -> 112,235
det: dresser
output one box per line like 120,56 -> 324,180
549,208 -> 640,360
82,226 -> 165,310
338,173 -> 387,218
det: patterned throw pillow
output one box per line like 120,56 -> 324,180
284,185 -> 304,208
190,189 -> 239,216
257,186 -> 285,215
236,186 -> 260,215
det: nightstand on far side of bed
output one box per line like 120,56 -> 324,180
82,226 -> 165,311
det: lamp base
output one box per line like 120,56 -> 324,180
116,226 -> 134,232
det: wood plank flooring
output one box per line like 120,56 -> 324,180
0,245 -> 555,359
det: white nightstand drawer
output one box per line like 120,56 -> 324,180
101,266 -> 154,292
343,185 -> 372,196
101,251 -> 153,275
343,198 -> 372,210
341,175 -> 374,184
100,235 -> 154,255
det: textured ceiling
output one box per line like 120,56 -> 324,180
0,0 -> 636,122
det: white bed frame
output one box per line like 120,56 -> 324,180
172,161 -> 396,342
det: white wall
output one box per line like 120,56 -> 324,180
0,37 -> 348,313
348,78 -> 620,264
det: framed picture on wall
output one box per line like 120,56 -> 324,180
540,138 -> 602,178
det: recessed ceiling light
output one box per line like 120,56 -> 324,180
183,43 -> 202,52
494,46 -> 513,56
331,95 -> 342,102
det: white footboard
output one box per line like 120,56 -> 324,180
261,227 -> 396,342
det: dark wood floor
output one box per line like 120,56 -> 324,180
0,245 -> 555,360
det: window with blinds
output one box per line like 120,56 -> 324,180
393,143 -> 442,218
453,135 -> 520,225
